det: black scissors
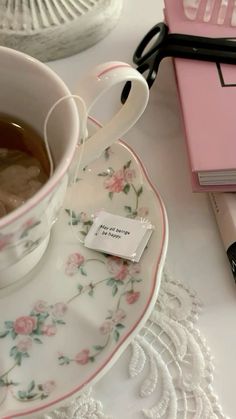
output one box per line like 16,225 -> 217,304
121,22 -> 236,103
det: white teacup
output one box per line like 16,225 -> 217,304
0,47 -> 149,288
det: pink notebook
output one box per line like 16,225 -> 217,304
164,0 -> 236,192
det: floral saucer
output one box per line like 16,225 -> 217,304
0,118 -> 168,418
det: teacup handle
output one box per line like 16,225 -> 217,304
76,61 -> 149,167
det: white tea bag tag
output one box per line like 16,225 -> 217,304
84,211 -> 154,262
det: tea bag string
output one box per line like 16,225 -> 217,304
44,95 -> 87,244
43,94 -> 87,176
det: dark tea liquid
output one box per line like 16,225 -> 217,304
0,114 -> 51,218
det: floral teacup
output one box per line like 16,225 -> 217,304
0,47 -> 149,288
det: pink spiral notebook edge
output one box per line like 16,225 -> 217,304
164,0 -> 236,192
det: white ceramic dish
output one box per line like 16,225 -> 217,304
0,118 -> 168,418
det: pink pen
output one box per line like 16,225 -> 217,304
210,192 -> 236,278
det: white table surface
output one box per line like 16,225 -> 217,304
48,1 -> 236,417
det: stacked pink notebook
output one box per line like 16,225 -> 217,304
164,0 -> 236,192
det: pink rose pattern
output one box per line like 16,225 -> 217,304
52,302 -> 68,318
41,380 -> 56,395
16,337 -> 32,353
0,252 -> 142,396
0,158 -> 146,400
103,166 -> 136,194
0,299 -> 68,400
14,316 -> 37,335
112,308 -> 126,323
41,324 -> 57,336
104,169 -> 126,193
33,300 -> 49,313
126,291 -> 140,305
75,349 -> 90,365
98,160 -> 144,219
65,252 -> 85,276
59,253 -> 142,367
100,320 -> 113,335
106,256 -> 129,281
4,301 -> 68,340
0,218 -> 41,256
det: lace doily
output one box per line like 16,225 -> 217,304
41,388 -> 111,419
39,268 -> 227,419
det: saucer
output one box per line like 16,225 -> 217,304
0,118 -> 168,418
